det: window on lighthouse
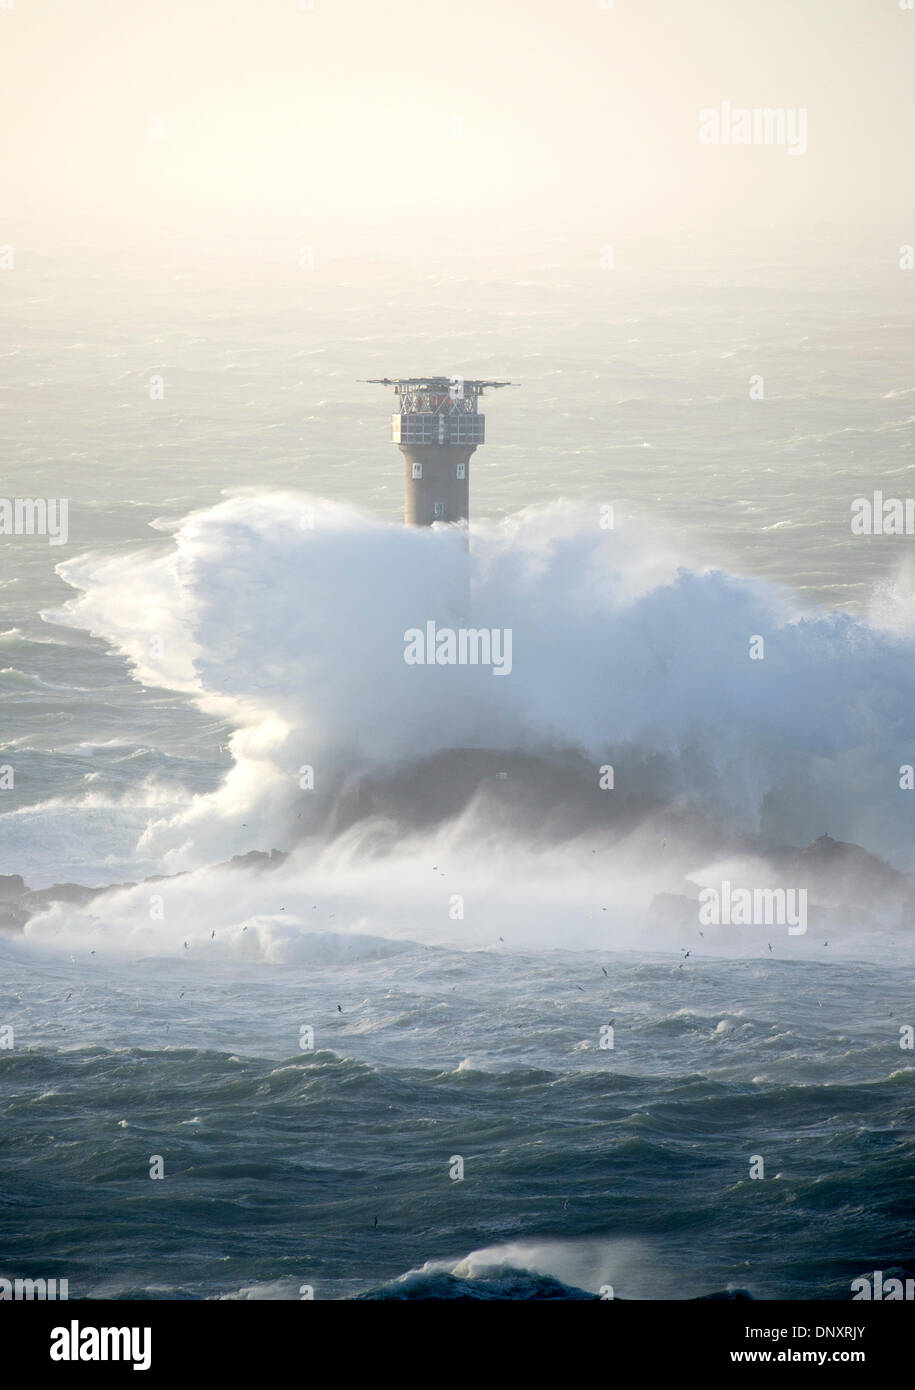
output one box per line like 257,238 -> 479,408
456,463 -> 466,479
412,462 -> 422,479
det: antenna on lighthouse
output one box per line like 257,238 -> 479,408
362,376 -> 510,527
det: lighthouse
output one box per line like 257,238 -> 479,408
365,376 -> 510,526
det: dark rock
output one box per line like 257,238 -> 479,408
21,883 -> 100,912
228,849 -> 289,872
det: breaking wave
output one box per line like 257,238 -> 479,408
12,491 -> 909,958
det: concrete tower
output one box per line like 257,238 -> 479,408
366,376 -> 510,526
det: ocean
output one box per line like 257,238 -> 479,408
1,233 -> 914,1299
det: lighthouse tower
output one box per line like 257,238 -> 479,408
365,376 -> 510,526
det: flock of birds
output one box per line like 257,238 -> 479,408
60,848 -> 838,1000
49,851 -> 844,1046
47,853 -> 843,1052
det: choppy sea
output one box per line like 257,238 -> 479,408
1,237 -> 913,1298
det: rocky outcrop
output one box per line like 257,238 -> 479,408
0,850 -> 290,932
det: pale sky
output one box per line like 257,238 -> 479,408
1,0 -> 913,255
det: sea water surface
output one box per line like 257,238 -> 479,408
1,236 -> 914,1298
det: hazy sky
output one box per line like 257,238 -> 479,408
1,0 -> 913,255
